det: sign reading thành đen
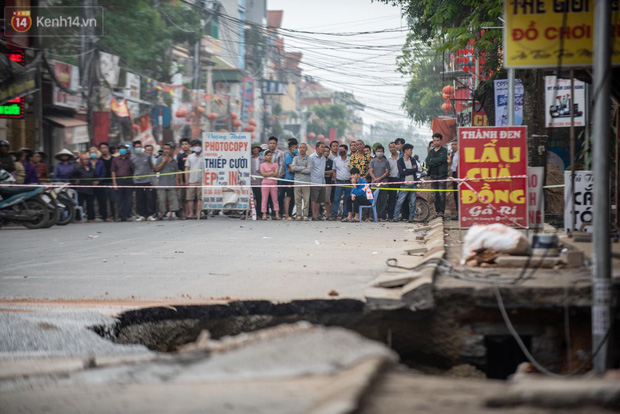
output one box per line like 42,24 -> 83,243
458,126 -> 528,228
202,132 -> 251,211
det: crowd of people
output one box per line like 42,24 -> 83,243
0,133 -> 459,223
250,133 -> 456,222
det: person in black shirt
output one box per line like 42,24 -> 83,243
98,142 -> 115,221
176,138 -> 191,218
0,140 -> 15,174
425,133 -> 449,218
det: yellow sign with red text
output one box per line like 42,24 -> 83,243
504,0 -> 620,68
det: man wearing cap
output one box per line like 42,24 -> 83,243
111,144 -> 134,222
185,139 -> 205,220
53,149 -> 77,181
0,140 -> 15,173
250,143 -> 264,216
349,167 -> 372,222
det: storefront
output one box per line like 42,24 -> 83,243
43,115 -> 89,157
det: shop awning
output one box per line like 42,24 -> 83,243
431,116 -> 457,143
211,55 -> 244,83
44,115 -> 89,145
44,115 -> 88,128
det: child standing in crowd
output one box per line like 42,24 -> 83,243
259,150 -> 281,220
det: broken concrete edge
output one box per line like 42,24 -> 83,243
0,357 -> 87,380
0,353 -> 158,381
485,376 -> 620,410
307,356 -> 394,414
364,219 -> 445,311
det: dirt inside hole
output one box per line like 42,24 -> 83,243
90,298 -> 595,380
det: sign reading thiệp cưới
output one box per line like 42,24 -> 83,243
458,126 -> 528,228
202,132 -> 251,211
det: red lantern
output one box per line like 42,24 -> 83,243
251,133 -> 256,139
207,113 -> 219,120
233,119 -> 243,127
196,106 -> 206,114
244,125 -> 255,132
442,85 -> 454,96
175,108 -> 188,118
463,66 -> 470,73
248,119 -> 257,126
230,113 -> 238,119
317,134 -> 325,142
442,93 -> 451,100
441,102 -> 453,112
308,132 -> 316,139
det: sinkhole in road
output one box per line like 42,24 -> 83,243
91,298 -> 586,379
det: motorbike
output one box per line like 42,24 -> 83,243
410,169 -> 430,222
0,186 -> 50,229
48,183 -> 76,225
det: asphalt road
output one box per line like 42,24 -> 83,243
0,217 -> 417,302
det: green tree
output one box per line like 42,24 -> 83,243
308,104 -> 348,138
42,0 -> 202,82
376,0 -> 504,124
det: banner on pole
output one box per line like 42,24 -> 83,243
494,79 -> 523,126
202,132 -> 251,211
528,166 -> 545,230
458,126 -> 528,228
564,170 -> 593,233
544,76 -> 586,128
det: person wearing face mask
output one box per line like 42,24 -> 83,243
291,143 -> 312,221
111,144 -> 135,222
53,149 -> 77,182
368,144 -> 390,221
184,139 -> 205,220
88,146 -> 110,222
131,140 -> 157,221
330,144 -> 353,222
393,143 -> 419,223
74,153 -> 98,222
282,138 -> 298,221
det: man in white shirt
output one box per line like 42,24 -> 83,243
330,144 -> 353,221
184,139 -> 205,220
386,142 -> 400,220
309,142 -> 327,220
328,140 -> 339,161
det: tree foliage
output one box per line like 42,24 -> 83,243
42,0 -> 202,82
308,104 -> 348,139
375,0 -> 504,124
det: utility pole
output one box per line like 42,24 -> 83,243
591,0 -> 613,375
507,68 -> 515,125
80,0 -> 98,142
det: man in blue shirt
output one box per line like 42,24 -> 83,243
350,167 -> 372,222
283,138 -> 298,221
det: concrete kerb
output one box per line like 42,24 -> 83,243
365,218 -> 446,311
0,357 -> 88,380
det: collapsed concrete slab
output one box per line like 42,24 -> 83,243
0,325 -> 398,414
